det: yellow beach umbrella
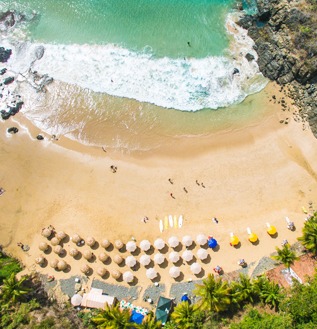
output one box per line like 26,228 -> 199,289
249,233 -> 258,243
267,225 -> 277,235
230,235 -> 240,246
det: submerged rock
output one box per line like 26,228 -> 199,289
36,134 -> 44,140
3,76 -> 14,85
0,47 -> 12,63
7,127 -> 18,134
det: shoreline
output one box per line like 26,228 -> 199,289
1,81 -> 317,304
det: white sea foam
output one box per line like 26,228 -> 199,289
5,13 -> 267,112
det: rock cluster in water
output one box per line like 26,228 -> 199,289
238,0 -> 317,136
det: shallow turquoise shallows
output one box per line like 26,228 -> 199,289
2,0 -> 235,58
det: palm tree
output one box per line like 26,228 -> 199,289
258,280 -> 282,309
271,244 -> 299,271
298,213 -> 317,254
171,301 -> 199,328
194,273 -> 231,312
231,273 -> 256,304
1,273 -> 30,304
136,312 -> 162,329
91,303 -> 132,329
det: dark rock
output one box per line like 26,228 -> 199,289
0,47 -> 12,63
35,46 -> 45,60
245,53 -> 255,61
3,76 -> 14,85
36,134 -> 44,140
7,127 -> 18,134
233,68 -> 239,75
0,68 -> 6,75
1,110 -> 10,120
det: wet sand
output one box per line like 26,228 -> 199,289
1,82 -> 317,300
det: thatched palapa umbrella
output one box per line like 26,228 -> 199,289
101,239 -> 110,249
42,228 -> 52,238
140,240 -> 151,252
86,237 -> 96,247
35,255 -> 45,265
125,255 -> 137,268
169,266 -> 180,278
97,267 -> 107,277
57,260 -> 67,271
169,251 -> 180,263
140,254 -> 151,266
69,248 -> 79,257
50,259 -> 59,269
83,250 -> 93,260
114,254 -> 124,265
146,268 -> 157,280
50,237 -> 60,246
56,231 -> 66,241
98,252 -> 109,262
168,236 -> 179,248
80,264 -> 90,274
197,248 -> 208,260
182,235 -> 193,247
39,242 -> 49,252
114,239 -> 124,250
123,271 -> 134,283
72,234 -> 82,244
154,238 -> 165,250
154,253 -> 165,265
182,250 -> 193,262
111,270 -> 121,280
53,245 -> 63,255
126,241 -> 137,252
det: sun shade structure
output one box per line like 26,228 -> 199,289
86,237 -> 96,247
111,270 -> 121,279
80,264 -> 90,274
230,233 -> 240,246
266,223 -> 277,235
41,228 -> 52,238
125,255 -> 137,268
50,259 -> 58,269
35,255 -> 45,265
50,237 -> 60,246
101,239 -> 110,248
114,254 -> 124,265
72,234 -> 82,244
155,296 -> 173,325
57,260 -> 67,271
97,267 -> 107,277
154,238 -> 165,250
53,245 -> 63,255
197,248 -> 208,260
39,242 -> 49,251
247,228 -> 258,243
140,240 -> 151,251
208,237 -> 218,248
98,252 -> 109,262
140,254 -> 151,266
126,241 -> 137,252
123,271 -> 134,283
114,239 -> 124,250
182,250 -> 193,262
83,250 -> 93,260
190,262 -> 202,274
169,251 -> 180,263
169,266 -> 180,278
56,231 -> 66,241
71,294 -> 83,306
182,235 -> 193,247
168,236 -> 179,248
146,268 -> 157,280
69,248 -> 79,257
196,234 -> 207,246
154,253 -> 165,265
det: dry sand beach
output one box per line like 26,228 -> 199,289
1,82 -> 317,301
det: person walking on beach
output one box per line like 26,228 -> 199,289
183,187 -> 188,193
195,180 -> 200,186
170,193 -> 175,199
168,178 -> 173,184
212,217 -> 218,224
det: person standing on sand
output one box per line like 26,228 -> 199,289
170,193 -> 175,199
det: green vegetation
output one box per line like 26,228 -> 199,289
271,244 -> 299,271
298,212 -> 317,254
0,250 -> 22,284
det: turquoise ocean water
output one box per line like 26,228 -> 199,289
0,0 -> 267,152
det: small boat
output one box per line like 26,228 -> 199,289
169,215 -> 173,228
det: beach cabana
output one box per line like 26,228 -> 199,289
197,248 -> 208,260
123,271 -> 134,283
154,238 -> 165,250
190,262 -> 202,275
140,254 -> 151,266
114,254 -> 124,265
169,251 -> 180,263
71,294 -> 83,306
247,228 -> 258,243
86,237 -> 96,247
81,288 -> 117,309
168,236 -> 179,248
155,296 -> 173,325
140,240 -> 151,252
69,248 -> 79,257
125,255 -> 137,268
230,233 -> 240,246
35,255 -> 45,265
51,237 -> 60,246
182,235 -> 193,247
208,237 -> 218,249
146,268 -> 157,280
97,267 -> 107,277
182,250 -> 193,262
111,270 -> 121,279
72,234 -> 82,244
53,245 -> 63,255
266,223 -> 277,235
80,264 -> 90,274
196,234 -> 207,246
56,231 -> 66,241
114,239 -> 124,250
126,241 -> 137,252
98,252 -> 109,262
83,250 -> 93,260
57,260 -> 67,271
154,253 -> 165,265
41,228 -> 52,238
101,239 -> 110,249
39,242 -> 49,252
50,259 -> 58,269
169,266 -> 180,278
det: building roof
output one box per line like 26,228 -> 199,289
155,296 -> 173,325
81,287 -> 116,309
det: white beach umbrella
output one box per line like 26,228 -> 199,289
101,239 -> 110,248
126,241 -> 137,252
39,242 -> 49,251
123,271 -> 134,283
190,262 -> 202,275
169,266 -> 180,278
125,255 -> 137,268
86,236 -> 96,247
72,234 -> 82,244
146,268 -> 157,280
140,254 -> 151,266
154,253 -> 165,265
196,234 -> 207,246
71,294 -> 83,306
154,238 -> 165,250
182,235 -> 193,247
51,237 -> 60,246
168,236 -> 179,248
169,251 -> 180,263
197,248 -> 208,260
42,228 -> 52,238
140,240 -> 151,252
182,250 -> 194,262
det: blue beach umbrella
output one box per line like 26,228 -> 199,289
208,237 -> 218,249
181,294 -> 189,302
130,310 -> 144,324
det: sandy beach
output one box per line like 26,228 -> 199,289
1,81 -> 317,301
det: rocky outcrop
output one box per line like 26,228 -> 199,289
238,0 -> 317,137
0,47 -> 12,62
